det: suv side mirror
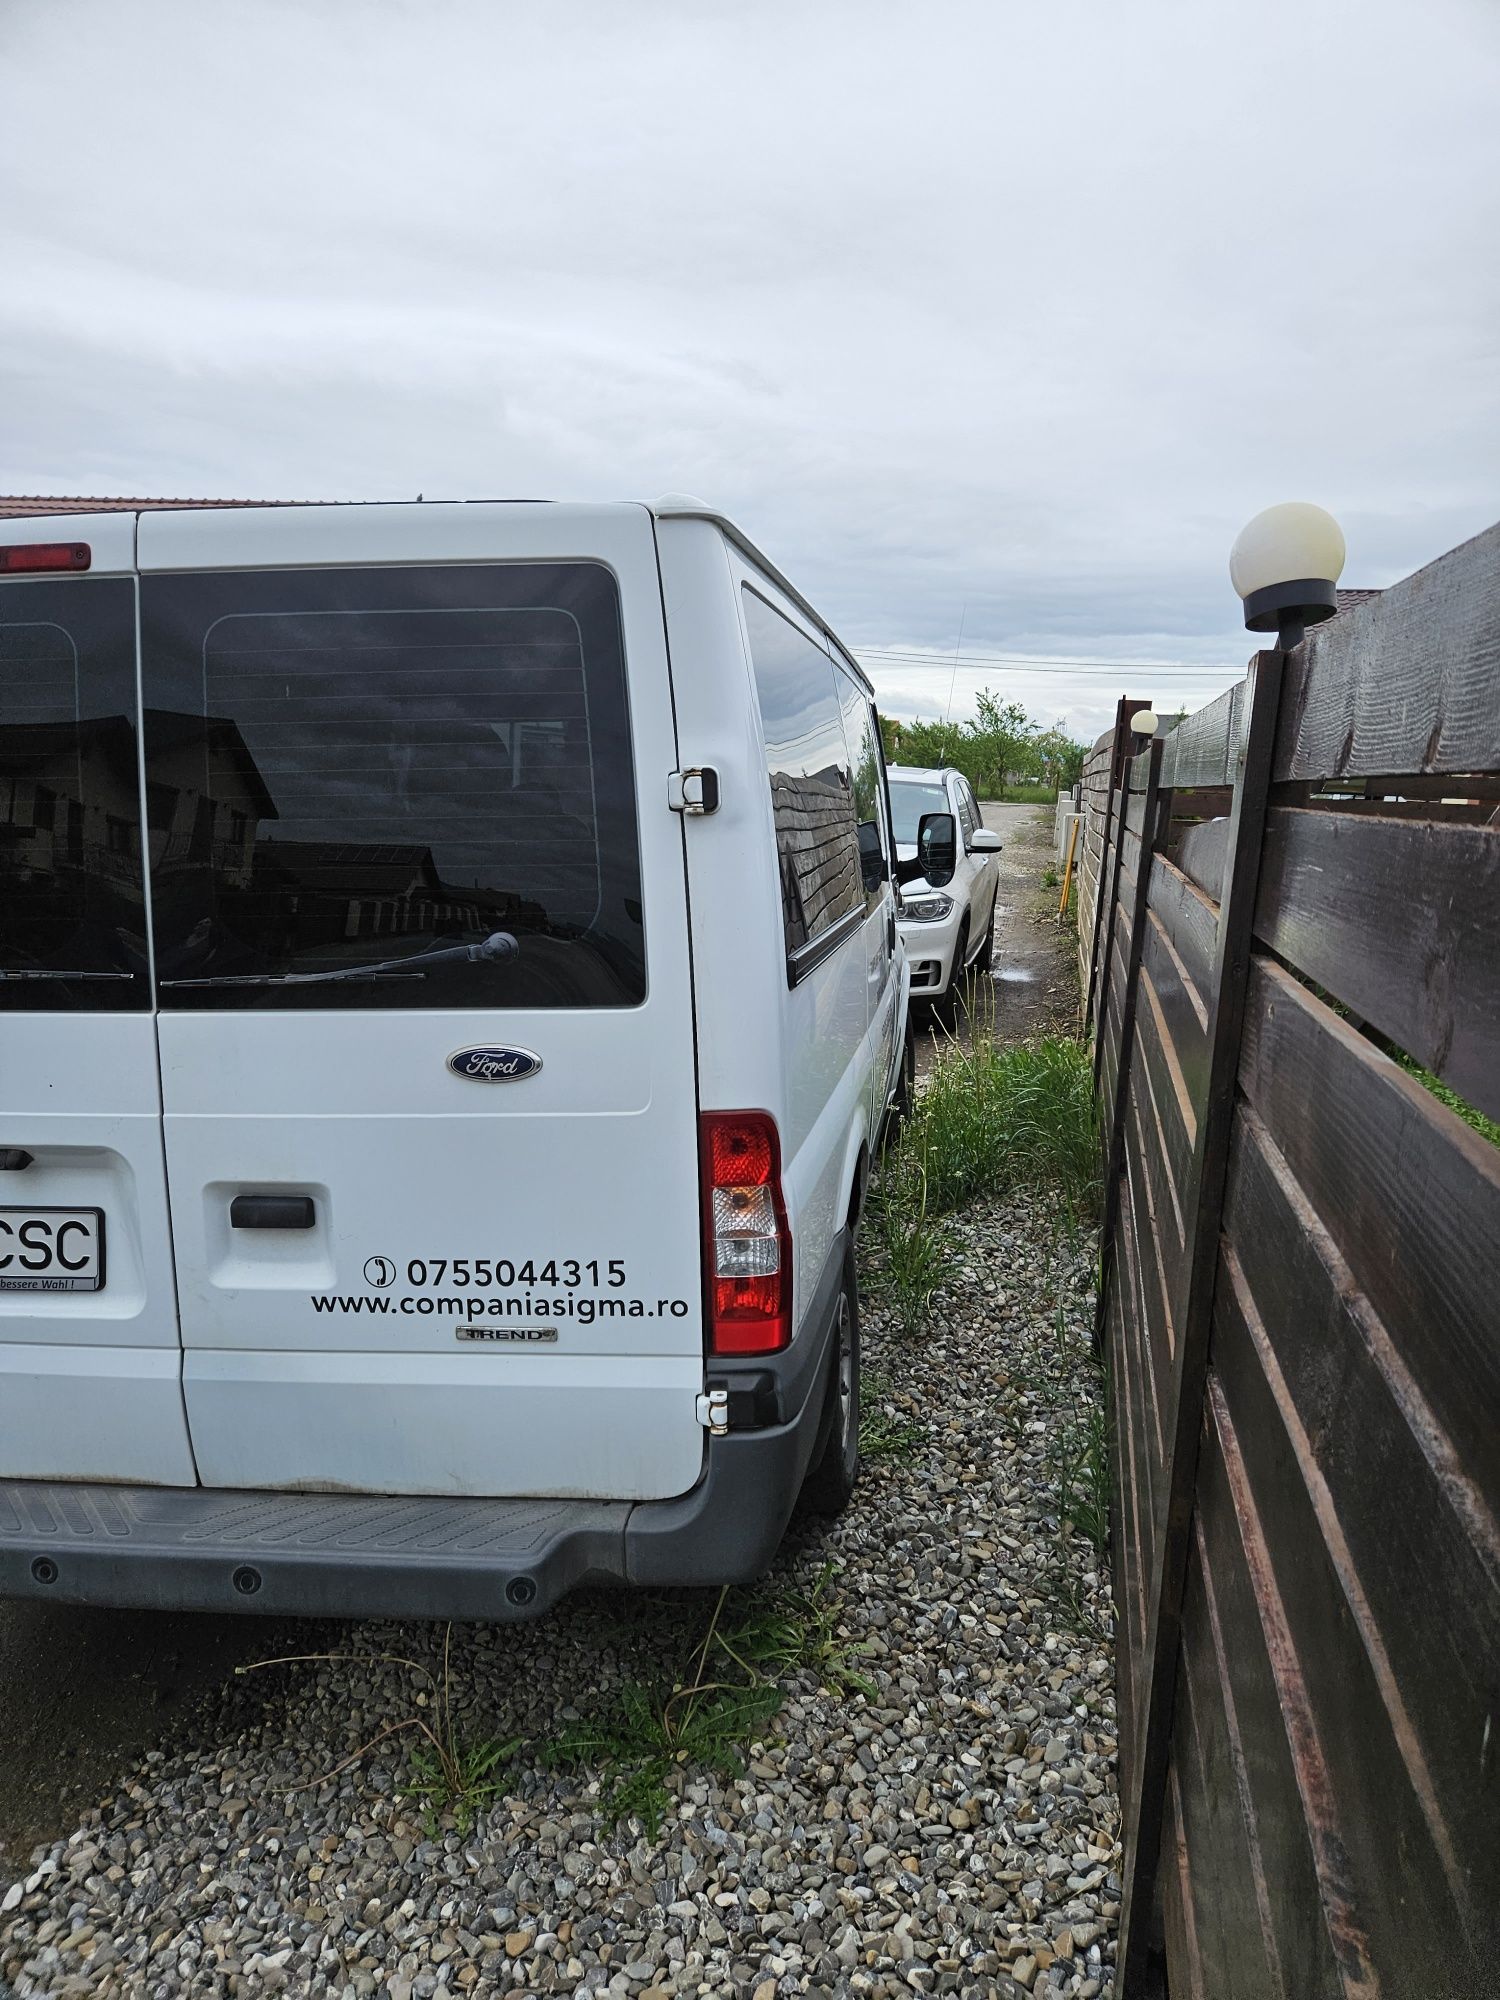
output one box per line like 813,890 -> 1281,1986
917,811 -> 957,888
856,819 -> 886,893
968,828 -> 1003,854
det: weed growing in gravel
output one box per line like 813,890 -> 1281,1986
238,1626 -> 522,1834
873,1155 -> 943,1333
859,1367 -> 926,1464
906,1034 -> 1100,1220
544,1567 -> 870,1838
1048,1401 -> 1111,1558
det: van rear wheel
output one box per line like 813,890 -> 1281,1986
799,1249 -> 860,1516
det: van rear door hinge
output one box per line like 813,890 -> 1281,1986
695,1388 -> 730,1434
668,767 -> 720,816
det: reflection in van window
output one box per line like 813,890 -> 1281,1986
0,576 -> 145,1011
141,563 -> 645,1010
743,589 -> 862,957
836,672 -> 888,909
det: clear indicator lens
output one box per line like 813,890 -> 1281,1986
713,1185 -> 776,1236
716,1235 -> 781,1278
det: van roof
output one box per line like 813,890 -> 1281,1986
1,492 -> 875,701
649,496 -> 872,696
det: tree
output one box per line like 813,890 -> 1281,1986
877,688 -> 1085,799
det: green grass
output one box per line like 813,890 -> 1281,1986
237,1626 -> 523,1834
1396,1052 -> 1500,1149
544,1568 -> 871,1838
900,1033 -> 1101,1222
1048,1401 -> 1111,1558
991,783 -> 1057,804
859,1367 -> 926,1464
872,1153 -> 944,1333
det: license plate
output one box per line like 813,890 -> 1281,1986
0,1208 -> 105,1292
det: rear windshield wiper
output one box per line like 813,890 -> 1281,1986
160,932 -> 519,990
0,968 -> 136,982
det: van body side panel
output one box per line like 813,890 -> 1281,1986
646,522 -> 790,1123
721,544 -> 872,1337
135,504 -> 706,1502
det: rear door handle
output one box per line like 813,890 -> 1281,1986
230,1194 -> 316,1230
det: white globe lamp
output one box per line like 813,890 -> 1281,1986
1230,502 -> 1346,650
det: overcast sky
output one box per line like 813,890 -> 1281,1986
3,0 -> 1497,743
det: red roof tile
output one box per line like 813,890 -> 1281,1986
0,495 -> 298,516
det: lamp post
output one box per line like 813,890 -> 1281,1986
1229,501 -> 1347,652
1129,709 -> 1160,738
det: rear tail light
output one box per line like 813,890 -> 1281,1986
0,543 -> 91,574
701,1111 -> 792,1354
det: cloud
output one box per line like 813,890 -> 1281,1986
3,0 -> 1496,747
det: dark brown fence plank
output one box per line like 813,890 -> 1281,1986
1275,520 -> 1500,783
1114,1203 -> 1157,1659
1159,1768 -> 1208,2000
1147,854 -> 1217,1000
1132,975 -> 1197,1212
1254,807 -> 1500,1124
1217,1124 -> 1498,1960
1175,817 -> 1230,906
1120,1112 -> 1171,1462
1161,679 -> 1247,790
1174,1500 -> 1332,2000
1107,1274 -> 1151,1665
1140,922 -> 1210,1109
1238,959 -> 1500,1530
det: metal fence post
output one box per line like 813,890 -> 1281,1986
1093,735 -> 1165,1347
1116,651 -> 1286,1994
1083,700 -> 1129,1038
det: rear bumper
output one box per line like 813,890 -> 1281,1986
0,1262 -> 841,1623
0,1400 -> 819,1621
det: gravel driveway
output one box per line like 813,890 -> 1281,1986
1,1192 -> 1117,1999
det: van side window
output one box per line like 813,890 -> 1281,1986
742,589 -> 861,960
835,671 -> 889,909
0,576 -> 145,1012
140,562 -> 646,1010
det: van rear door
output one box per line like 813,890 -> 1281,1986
136,503 -> 706,1501
0,516 -> 195,1484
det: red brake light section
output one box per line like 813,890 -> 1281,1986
0,543 -> 91,574
701,1111 -> 792,1355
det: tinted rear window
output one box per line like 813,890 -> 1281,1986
0,575 -> 145,1012
141,563 -> 645,1009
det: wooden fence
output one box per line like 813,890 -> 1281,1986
1078,523 -> 1500,1999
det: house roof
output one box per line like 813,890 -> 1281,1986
0,496 -> 296,517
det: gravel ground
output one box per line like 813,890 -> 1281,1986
0,1190 -> 1117,2000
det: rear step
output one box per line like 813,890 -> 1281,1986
0,1480 -> 630,1620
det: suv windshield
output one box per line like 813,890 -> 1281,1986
140,562 -> 645,1010
888,780 -> 948,845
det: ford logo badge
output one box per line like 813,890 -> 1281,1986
447,1045 -> 543,1083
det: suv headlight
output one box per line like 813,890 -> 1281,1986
899,892 -> 954,922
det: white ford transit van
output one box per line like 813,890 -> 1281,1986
0,497 -> 924,1620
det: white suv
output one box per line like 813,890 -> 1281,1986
888,765 -> 1003,1008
